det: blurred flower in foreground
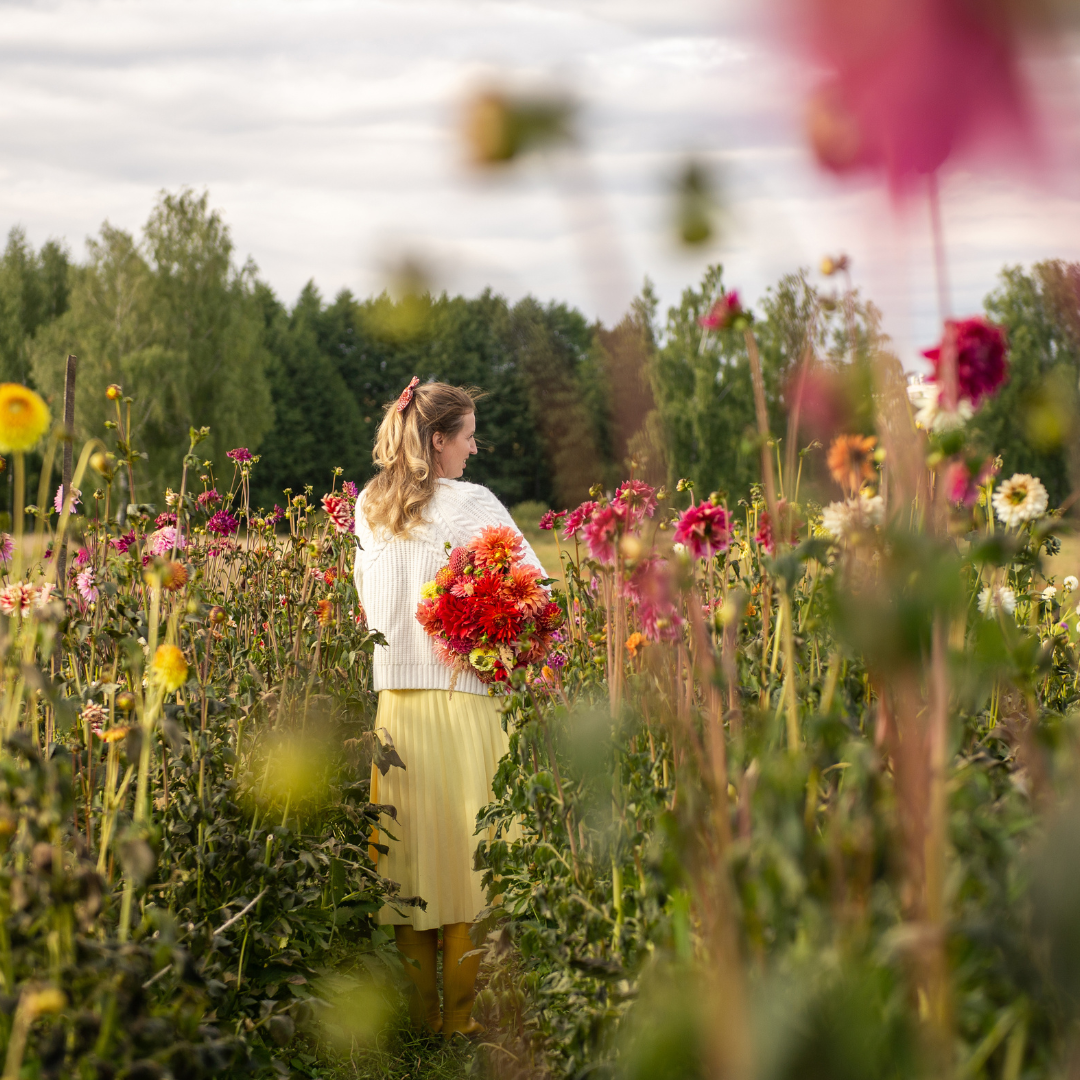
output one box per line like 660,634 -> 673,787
755,500 -> 803,553
907,377 -> 973,431
1042,585 -> 1057,602
979,583 -> 1017,617
821,492 -> 884,539
793,0 -> 1037,185
151,645 -> 188,693
943,456 -> 996,506
1065,575 -> 1079,592
922,317 -> 1009,407
827,434 -> 877,494
0,534 -> 11,564
462,87 -> 574,166
0,383 -> 50,453
992,473 -> 1048,527
673,158 -> 720,246
584,503 -> 629,565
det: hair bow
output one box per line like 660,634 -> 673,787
396,376 -> 420,413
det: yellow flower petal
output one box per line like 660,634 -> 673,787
0,384 -> 50,453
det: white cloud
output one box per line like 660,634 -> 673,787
0,0 -> 1075,366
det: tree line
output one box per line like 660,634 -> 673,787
2,188 -> 1077,515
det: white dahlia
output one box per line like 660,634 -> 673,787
992,473 -> 1048,528
1042,585 -> 1057,602
978,584 -> 1017,618
1065,575 -> 1079,592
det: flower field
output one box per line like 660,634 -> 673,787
0,299 -> 1079,1080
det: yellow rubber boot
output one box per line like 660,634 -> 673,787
394,925 -> 442,1033
441,922 -> 483,1038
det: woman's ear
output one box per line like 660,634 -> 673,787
432,431 -> 446,453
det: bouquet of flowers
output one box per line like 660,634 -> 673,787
416,524 -> 563,688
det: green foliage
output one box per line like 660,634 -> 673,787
30,190 -> 273,498
980,261 -> 1080,506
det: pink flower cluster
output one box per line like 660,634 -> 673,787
197,489 -> 221,509
227,447 -> 252,464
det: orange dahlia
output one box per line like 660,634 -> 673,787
827,434 -> 877,494
468,524 -> 523,569
506,561 -> 546,614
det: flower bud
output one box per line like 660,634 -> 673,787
106,384 -> 122,400
115,690 -> 136,712
208,605 -> 227,626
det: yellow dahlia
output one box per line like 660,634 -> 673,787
0,384 -> 50,453
151,644 -> 188,692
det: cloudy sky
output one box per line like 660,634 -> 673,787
1,0 -> 1079,366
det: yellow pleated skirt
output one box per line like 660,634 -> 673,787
369,688 -> 516,930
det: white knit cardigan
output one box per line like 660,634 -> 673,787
352,479 -> 545,696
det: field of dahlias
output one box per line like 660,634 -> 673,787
0,307 -> 1079,1080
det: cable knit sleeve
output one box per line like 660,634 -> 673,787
437,481 -> 548,577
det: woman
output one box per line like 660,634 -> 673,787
352,377 -> 541,1038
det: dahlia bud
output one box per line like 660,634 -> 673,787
208,605 -> 227,626
106,384 -> 123,401
115,690 -> 136,712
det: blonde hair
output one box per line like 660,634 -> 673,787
363,381 -> 482,538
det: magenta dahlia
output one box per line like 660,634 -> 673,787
922,317 -> 1008,407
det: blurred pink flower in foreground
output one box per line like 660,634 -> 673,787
795,0 -> 1036,186
944,457 -> 997,507
698,291 -> 747,332
583,503 -> 628,565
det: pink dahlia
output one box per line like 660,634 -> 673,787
227,447 -> 252,464
73,546 -> 91,567
698,291 -> 745,331
582,502 -> 628,565
624,556 -> 683,642
674,503 -> 730,561
614,479 -> 657,525
109,530 -> 136,554
155,511 -> 177,528
0,534 -> 12,564
147,526 -> 183,557
207,511 -> 239,537
538,509 -> 568,532
75,568 -> 99,603
562,500 -> 598,540
197,488 -> 221,509
944,456 -> 997,507
321,493 -> 355,534
53,486 -> 81,515
922,317 -> 1008,408
342,480 -> 360,501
